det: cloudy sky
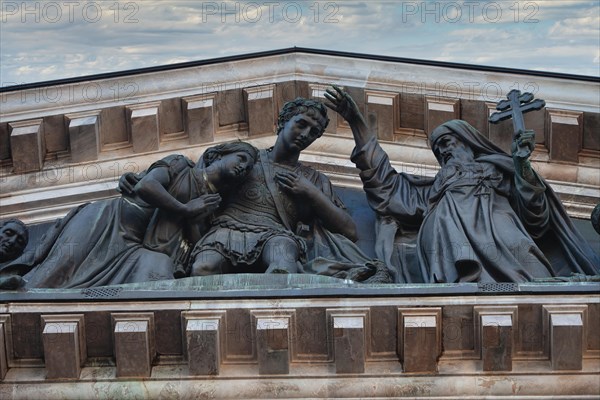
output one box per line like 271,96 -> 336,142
1,0 -> 599,87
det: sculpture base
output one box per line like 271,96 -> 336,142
1,279 -> 598,398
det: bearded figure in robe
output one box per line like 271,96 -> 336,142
325,86 -> 599,283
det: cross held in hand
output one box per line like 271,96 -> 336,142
489,89 -> 546,159
489,89 -> 546,137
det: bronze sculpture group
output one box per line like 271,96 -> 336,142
0,87 -> 598,289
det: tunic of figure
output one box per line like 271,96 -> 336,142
193,150 -> 345,268
19,154 -> 209,288
351,122 -> 599,283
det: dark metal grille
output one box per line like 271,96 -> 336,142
81,287 -> 123,298
478,282 -> 518,293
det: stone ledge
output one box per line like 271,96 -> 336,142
1,365 -> 599,399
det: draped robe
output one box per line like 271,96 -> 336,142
6,155 -> 209,288
351,120 -> 599,283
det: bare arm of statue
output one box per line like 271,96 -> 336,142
275,170 -> 358,242
134,167 -> 221,218
324,85 -> 374,149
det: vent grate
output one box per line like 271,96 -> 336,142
81,287 -> 123,298
478,282 -> 518,293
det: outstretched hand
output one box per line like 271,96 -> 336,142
323,85 -> 362,123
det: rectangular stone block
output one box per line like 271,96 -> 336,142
333,316 -> 365,374
588,303 -> 600,352
218,89 -> 245,127
460,99 -> 488,137
43,114 -> 69,155
42,322 -> 82,379
66,111 -> 100,162
0,122 -> 10,161
159,97 -> 184,137
481,315 -> 512,371
368,306 -> 398,361
0,319 -> 8,380
403,316 -> 438,373
127,103 -> 160,153
366,91 -> 398,141
294,307 -> 328,362
582,112 -> 600,151
40,314 -> 86,380
11,313 -> 42,360
487,103 -> 513,154
114,320 -> 153,377
99,106 -> 128,149
155,310 -> 182,356
516,304 -> 543,357
399,93 -> 424,131
550,313 -> 583,370
244,85 -> 275,136
256,317 -> 290,375
186,319 -> 220,375
85,311 -> 112,358
183,94 -> 216,144
276,81 -> 298,109
225,308 -> 255,363
523,108 -> 546,147
547,109 -> 582,162
425,97 -> 459,136
441,305 -> 474,357
9,119 -> 45,173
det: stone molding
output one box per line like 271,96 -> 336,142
0,294 -> 598,398
3,52 -> 598,124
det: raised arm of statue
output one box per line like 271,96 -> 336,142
324,85 -> 374,149
324,86 -> 430,223
510,129 -> 550,238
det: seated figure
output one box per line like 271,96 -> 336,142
2,142 -> 258,289
324,86 -> 600,283
190,98 -> 391,283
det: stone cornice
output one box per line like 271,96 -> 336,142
2,51 -> 599,123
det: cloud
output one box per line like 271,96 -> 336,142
548,14 -> 600,38
1,0 -> 599,85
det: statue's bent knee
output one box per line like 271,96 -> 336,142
191,250 -> 224,276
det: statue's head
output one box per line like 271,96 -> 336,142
0,218 -> 28,263
276,98 -> 330,139
430,120 -> 509,167
201,141 -> 259,182
430,121 -> 479,166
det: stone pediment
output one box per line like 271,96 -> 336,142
0,48 -> 599,398
1,48 -> 598,224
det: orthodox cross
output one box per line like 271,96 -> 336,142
489,89 -> 545,157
